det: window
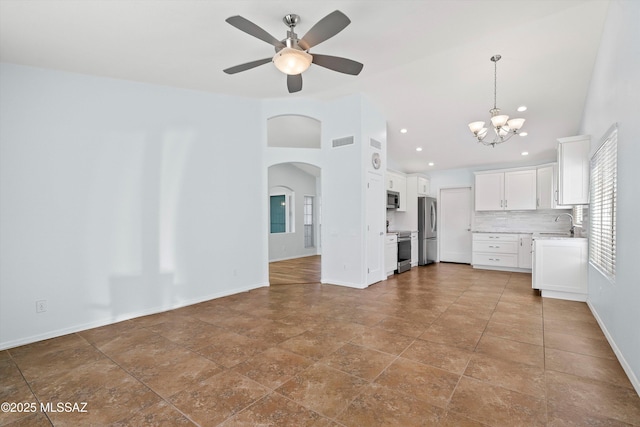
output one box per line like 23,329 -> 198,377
270,195 -> 286,233
589,124 -> 617,280
304,196 -> 314,248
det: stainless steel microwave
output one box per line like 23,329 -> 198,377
387,191 -> 399,209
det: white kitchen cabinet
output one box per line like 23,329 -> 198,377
532,237 -> 588,301
557,135 -> 590,205
387,170 -> 407,212
475,169 -> 536,211
475,172 -> 504,211
518,234 -> 533,269
472,233 -> 519,270
385,233 -> 398,277
536,164 -> 554,209
505,170 -> 537,210
410,231 -> 418,267
536,163 -> 570,210
417,177 -> 430,196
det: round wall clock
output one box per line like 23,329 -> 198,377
371,152 -> 381,169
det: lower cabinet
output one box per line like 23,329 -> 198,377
472,233 -> 532,271
385,234 -> 398,277
532,237 -> 588,301
518,234 -> 533,269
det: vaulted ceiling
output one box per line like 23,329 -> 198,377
0,0 -> 609,172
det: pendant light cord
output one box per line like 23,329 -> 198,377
493,58 -> 498,110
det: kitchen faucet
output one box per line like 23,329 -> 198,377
555,213 -> 575,236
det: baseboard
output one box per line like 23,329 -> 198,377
320,279 -> 368,289
269,254 -> 318,263
0,281 -> 269,351
472,265 -> 532,273
587,300 -> 640,396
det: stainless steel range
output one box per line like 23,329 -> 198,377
396,231 -> 412,273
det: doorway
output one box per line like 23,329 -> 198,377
439,187 -> 472,263
269,255 -> 321,285
267,115 -> 323,285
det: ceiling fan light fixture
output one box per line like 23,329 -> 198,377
273,47 -> 312,75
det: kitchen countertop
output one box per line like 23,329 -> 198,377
532,232 -> 587,240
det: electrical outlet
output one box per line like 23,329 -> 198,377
36,300 -> 47,313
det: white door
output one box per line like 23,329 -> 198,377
367,172 -> 384,284
440,187 -> 472,263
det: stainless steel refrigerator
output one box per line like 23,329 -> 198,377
418,196 -> 437,265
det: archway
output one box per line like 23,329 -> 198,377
266,114 -> 322,285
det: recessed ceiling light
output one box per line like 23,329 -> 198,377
521,151 -> 529,156
416,147 -> 422,152
519,132 -> 528,137
400,128 -> 408,134
428,162 -> 434,166
517,105 -> 527,112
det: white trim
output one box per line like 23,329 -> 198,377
587,300 -> 640,396
540,290 -> 587,302
269,254 -> 318,263
471,265 -> 532,273
0,282 -> 268,351
320,279 -> 368,289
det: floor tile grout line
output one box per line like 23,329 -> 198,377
78,332 -> 203,427
5,349 -> 55,426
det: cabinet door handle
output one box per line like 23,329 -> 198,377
536,198 -> 540,207
505,200 -> 508,208
500,200 -> 503,208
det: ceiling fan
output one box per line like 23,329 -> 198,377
223,10 -> 363,93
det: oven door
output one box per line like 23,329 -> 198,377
397,235 -> 411,273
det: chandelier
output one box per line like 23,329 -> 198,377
468,54 -> 526,147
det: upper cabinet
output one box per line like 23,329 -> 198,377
557,135 -> 590,205
387,170 -> 407,212
475,172 -> 504,211
536,163 -> 570,210
536,164 -> 554,209
417,176 -> 430,196
475,169 -> 536,211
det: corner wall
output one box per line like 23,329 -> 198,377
579,0 -> 640,394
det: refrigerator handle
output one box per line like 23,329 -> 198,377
430,202 -> 436,232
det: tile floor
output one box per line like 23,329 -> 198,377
1,262 -> 639,426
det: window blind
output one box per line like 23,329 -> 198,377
589,124 -> 617,280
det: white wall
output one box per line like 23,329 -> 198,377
268,163 -> 318,261
579,0 -> 640,393
262,95 -> 387,288
0,63 -> 266,349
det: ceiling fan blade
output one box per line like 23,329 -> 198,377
298,10 -> 350,50
312,54 -> 363,75
223,58 -> 272,74
287,74 -> 302,93
226,16 -> 285,49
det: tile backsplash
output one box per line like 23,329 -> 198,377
473,209 -> 575,233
